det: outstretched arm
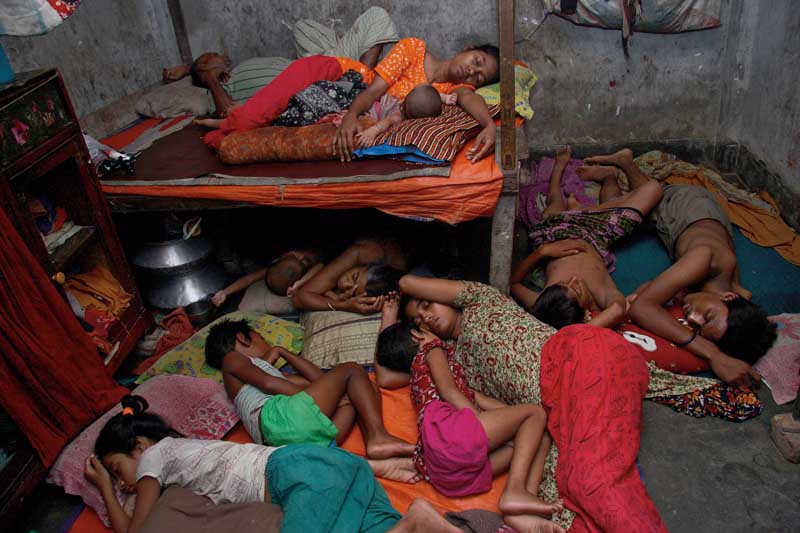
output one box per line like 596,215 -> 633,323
398,275 -> 464,307
334,76 -> 390,161
454,87 -> 496,162
212,268 -> 267,306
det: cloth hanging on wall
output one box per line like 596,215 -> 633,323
0,206 -> 126,467
0,0 -> 81,36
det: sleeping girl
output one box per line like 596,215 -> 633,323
376,302 -> 565,532
84,395 -> 462,533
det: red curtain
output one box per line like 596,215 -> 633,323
0,207 -> 126,467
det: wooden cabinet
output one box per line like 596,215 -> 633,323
0,69 -> 149,371
0,69 -> 149,522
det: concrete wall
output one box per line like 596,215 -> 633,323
0,0 -> 180,118
720,1 -> 800,194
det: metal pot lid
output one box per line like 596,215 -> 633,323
132,237 -> 214,272
143,262 -> 228,310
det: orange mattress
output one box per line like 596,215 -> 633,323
69,380 -> 507,532
101,144 -> 504,225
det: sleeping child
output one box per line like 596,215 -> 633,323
355,83 -> 457,146
204,319 -> 420,483
84,395 -> 461,533
376,313 -> 564,531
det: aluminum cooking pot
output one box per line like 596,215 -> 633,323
132,237 -> 214,276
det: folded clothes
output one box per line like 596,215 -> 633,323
64,265 -> 132,317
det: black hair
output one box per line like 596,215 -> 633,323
94,395 -> 181,458
364,262 -> 404,296
469,44 -> 500,85
189,58 -> 203,87
266,258 -> 304,296
404,84 -> 443,119
204,319 -> 252,370
717,298 -> 777,364
529,285 -> 584,330
376,321 -> 418,373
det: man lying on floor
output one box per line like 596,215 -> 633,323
577,147 -> 781,387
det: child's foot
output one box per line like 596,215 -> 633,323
366,434 -> 415,459
389,499 -> 462,533
503,514 -> 566,533
554,146 -> 572,168
500,488 -> 563,517
566,193 -> 581,211
584,148 -> 633,167
194,117 -> 223,129
367,457 -> 421,484
576,165 -> 618,183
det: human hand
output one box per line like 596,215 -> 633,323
381,291 -> 400,321
265,346 -> 283,366
338,394 -> 352,408
467,124 -> 496,162
346,295 -> 384,314
200,66 -> 231,86
211,291 -> 226,307
411,326 -> 440,345
710,353 -> 761,388
540,239 -> 589,259
84,455 -> 112,488
333,113 -> 361,162
442,93 -> 457,105
356,126 -> 380,147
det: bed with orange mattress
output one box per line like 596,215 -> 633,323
68,379 -> 508,532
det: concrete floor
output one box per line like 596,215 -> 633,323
640,391 -> 800,532
17,388 -> 799,532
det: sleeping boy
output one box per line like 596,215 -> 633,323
204,319 -> 420,483
356,83 -> 456,146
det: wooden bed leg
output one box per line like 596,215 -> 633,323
490,168 -> 519,294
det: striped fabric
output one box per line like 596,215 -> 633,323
372,104 -> 500,162
208,57 -> 293,113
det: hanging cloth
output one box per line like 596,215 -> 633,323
0,206 -> 126,467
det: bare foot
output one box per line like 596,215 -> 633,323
162,64 -> 190,83
554,146 -> 572,168
500,488 -> 563,517
366,434 -> 415,459
368,457 -> 421,484
194,118 -> 223,129
504,514 -> 566,533
566,193 -> 581,211
584,148 -> 634,167
576,165 -> 618,182
389,498 -> 461,533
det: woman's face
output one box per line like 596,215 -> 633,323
448,50 -> 499,87
404,297 -> 462,339
336,266 -> 369,298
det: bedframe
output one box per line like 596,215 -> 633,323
99,0 -> 522,293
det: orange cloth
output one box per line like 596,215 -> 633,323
70,376 -> 506,533
102,141 -> 503,225
335,57 -> 376,85
64,266 -> 132,318
374,38 -> 473,99
665,174 -> 800,266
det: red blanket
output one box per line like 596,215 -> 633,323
540,325 -> 666,533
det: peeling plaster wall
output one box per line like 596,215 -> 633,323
720,1 -> 800,194
0,0 -> 180,118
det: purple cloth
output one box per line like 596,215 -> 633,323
518,157 -> 596,229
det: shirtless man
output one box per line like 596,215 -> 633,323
511,147 -> 662,330
579,149 -> 780,387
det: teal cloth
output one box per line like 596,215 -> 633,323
267,445 -> 401,533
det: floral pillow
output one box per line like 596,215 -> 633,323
135,311 -> 304,385
475,64 -> 538,119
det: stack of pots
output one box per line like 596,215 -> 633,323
131,236 -> 227,326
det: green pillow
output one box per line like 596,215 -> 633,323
476,64 -> 537,120
135,311 -> 303,384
